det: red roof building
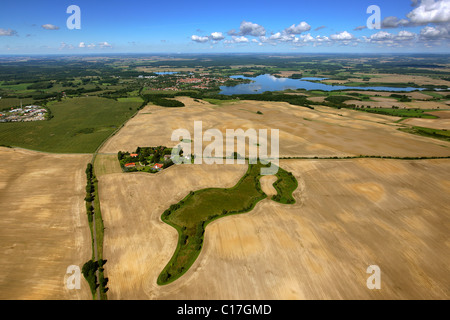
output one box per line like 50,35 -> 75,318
125,163 -> 136,168
153,163 -> 163,170
130,153 -> 138,157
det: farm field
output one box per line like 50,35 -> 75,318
93,95 -> 450,300
96,158 -> 450,300
1,52 -> 450,301
0,96 -> 142,153
322,73 -> 450,87
97,162 -> 248,299
100,97 -> 450,158
0,147 -> 92,300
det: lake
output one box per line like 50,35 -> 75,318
219,74 -> 423,95
155,71 -> 179,75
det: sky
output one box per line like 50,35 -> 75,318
0,0 -> 449,54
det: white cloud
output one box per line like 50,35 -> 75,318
367,30 -> 418,47
78,42 -> 96,49
396,30 -> 417,40
330,31 -> 354,40
237,21 -> 266,37
98,41 -> 112,48
42,24 -> 59,30
407,0 -> 450,25
232,36 -> 249,43
210,32 -> 224,41
370,31 -> 395,41
191,35 -> 209,43
298,33 -> 315,42
381,16 -> 411,28
285,22 -> 311,34
0,28 -> 17,36
420,25 -> 449,39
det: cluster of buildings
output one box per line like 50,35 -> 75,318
143,72 -> 229,91
124,153 -> 172,172
0,105 -> 48,123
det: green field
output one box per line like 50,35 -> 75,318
157,162 -> 297,285
203,98 -> 240,105
399,126 -> 450,142
0,98 -> 35,110
0,96 -> 142,153
357,108 -> 441,119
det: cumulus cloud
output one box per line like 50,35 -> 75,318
98,41 -> 112,48
191,32 -> 225,43
379,0 -> 450,30
370,31 -> 395,41
381,16 -> 411,28
268,32 -> 295,42
42,24 -> 59,30
231,36 -> 249,43
78,42 -> 86,48
330,31 -> 354,40
420,25 -> 449,39
285,21 -> 311,34
210,32 -> 225,41
191,35 -> 209,43
233,20 -> 266,37
407,0 -> 450,25
367,30 -> 418,47
0,28 -> 18,36
396,30 -> 417,40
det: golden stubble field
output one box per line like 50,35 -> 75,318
98,158 -> 450,300
97,162 -> 248,300
100,97 -> 450,158
0,147 -> 92,300
96,98 -> 449,299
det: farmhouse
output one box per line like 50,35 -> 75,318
125,163 -> 136,168
130,153 -> 138,157
153,163 -> 163,170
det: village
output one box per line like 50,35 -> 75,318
0,105 -> 48,123
139,72 -> 242,91
117,146 -> 191,173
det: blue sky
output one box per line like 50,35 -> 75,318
0,0 -> 449,54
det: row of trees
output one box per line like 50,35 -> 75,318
83,163 -> 109,299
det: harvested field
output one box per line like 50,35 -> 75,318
323,74 -> 450,87
345,99 -> 449,111
307,96 -> 326,103
0,147 -> 92,300
99,159 -> 450,299
100,97 -> 450,158
98,163 -> 248,299
346,91 -> 436,101
361,74 -> 450,87
402,115 -> 450,130
260,175 -> 278,196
